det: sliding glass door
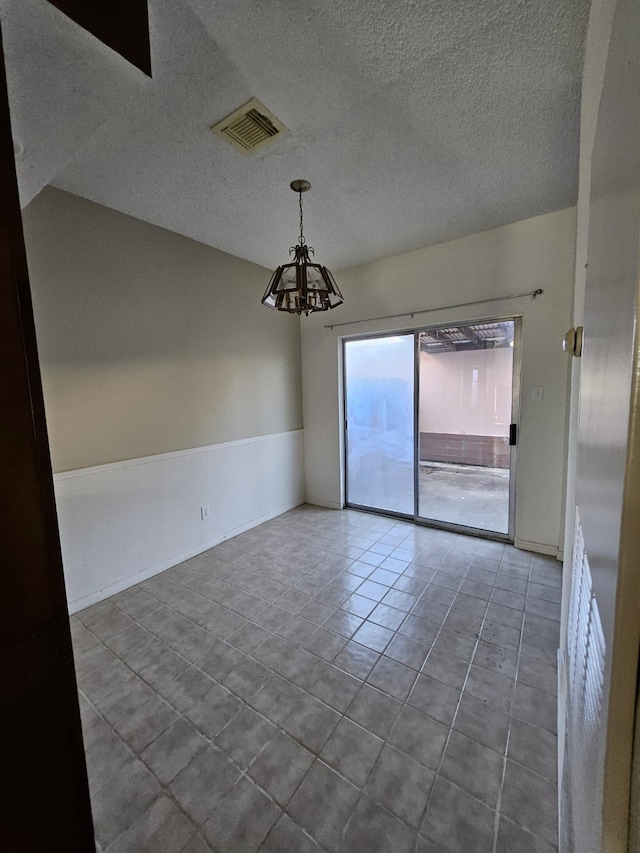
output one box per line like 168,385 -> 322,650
343,318 -> 519,539
417,320 -> 516,534
344,334 -> 415,515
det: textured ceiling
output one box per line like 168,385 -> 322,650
1,0 -> 589,270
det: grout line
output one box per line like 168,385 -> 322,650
490,556 -> 531,853
411,554 -> 500,849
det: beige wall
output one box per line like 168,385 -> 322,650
302,207 -> 575,553
22,187 -> 302,472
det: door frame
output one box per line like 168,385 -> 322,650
0,19 -> 95,849
342,313 -> 523,542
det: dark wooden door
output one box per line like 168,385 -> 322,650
0,21 -> 95,852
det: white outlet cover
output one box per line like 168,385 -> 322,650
200,505 -> 210,520
533,385 -> 544,401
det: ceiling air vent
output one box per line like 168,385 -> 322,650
211,98 -> 287,155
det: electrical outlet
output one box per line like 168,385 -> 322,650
533,385 -> 544,401
200,505 -> 210,521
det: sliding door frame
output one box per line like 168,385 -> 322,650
342,313 -> 523,543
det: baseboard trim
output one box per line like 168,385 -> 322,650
557,647 -> 566,852
68,496 -> 304,613
305,497 -> 343,510
514,538 -> 559,557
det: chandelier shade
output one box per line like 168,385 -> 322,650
262,180 -> 344,315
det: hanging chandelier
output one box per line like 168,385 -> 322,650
261,180 -> 344,315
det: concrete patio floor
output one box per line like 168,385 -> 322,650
419,462 -> 510,534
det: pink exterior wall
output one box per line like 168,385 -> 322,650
419,347 -> 513,437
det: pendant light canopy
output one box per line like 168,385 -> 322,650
262,180 -> 344,315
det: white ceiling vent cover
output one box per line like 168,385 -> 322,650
211,98 -> 288,154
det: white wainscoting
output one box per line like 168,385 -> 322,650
55,430 -> 305,613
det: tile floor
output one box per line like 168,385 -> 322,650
72,505 -> 561,853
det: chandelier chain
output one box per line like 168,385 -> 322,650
298,191 -> 306,245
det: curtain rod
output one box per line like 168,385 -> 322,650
323,287 -> 544,330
